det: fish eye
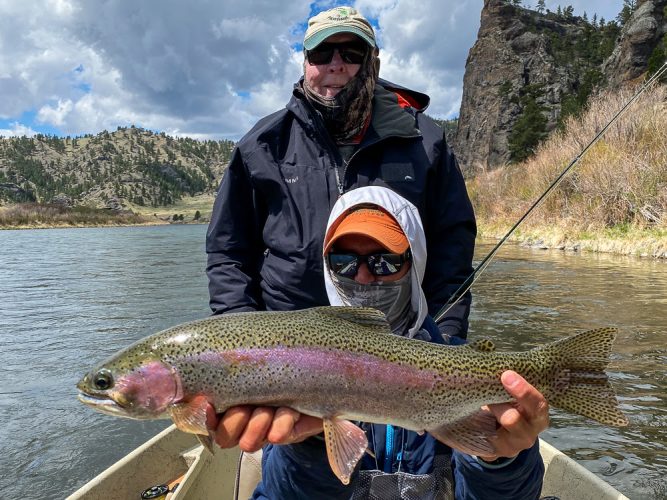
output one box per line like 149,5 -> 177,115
93,369 -> 114,390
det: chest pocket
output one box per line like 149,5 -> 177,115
380,163 -> 417,183
277,163 -> 329,204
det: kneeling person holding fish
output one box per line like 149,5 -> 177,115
210,186 -> 547,499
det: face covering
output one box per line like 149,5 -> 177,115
302,50 -> 380,144
331,270 -> 415,336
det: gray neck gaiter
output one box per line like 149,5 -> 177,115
331,270 -> 415,336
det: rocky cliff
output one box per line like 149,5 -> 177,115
454,0 -> 666,174
604,0 -> 667,86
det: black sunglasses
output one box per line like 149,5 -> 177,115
306,41 -> 368,65
328,249 -> 411,278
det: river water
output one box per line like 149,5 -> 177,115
0,225 -> 664,499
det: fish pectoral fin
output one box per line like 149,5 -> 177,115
169,395 -> 211,436
429,409 -> 498,457
322,417 -> 368,485
196,433 -> 215,454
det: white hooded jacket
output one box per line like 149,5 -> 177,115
323,186 -> 429,338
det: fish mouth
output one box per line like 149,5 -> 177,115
77,391 -> 134,418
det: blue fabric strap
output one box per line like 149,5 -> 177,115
384,424 -> 394,473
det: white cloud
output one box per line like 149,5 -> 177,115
37,99 -> 73,126
0,122 -> 38,137
0,0 -> 624,138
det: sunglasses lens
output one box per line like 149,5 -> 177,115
307,47 -> 334,65
307,42 -> 367,65
339,47 -> 366,64
329,251 -> 410,278
328,254 -> 359,277
367,254 -> 404,276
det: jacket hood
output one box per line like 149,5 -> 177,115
323,186 -> 428,338
377,78 -> 430,112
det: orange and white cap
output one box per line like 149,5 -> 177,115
323,206 -> 409,255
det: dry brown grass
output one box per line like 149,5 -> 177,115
469,84 -> 667,257
0,203 -> 158,229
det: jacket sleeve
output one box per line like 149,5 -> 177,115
252,440 -> 355,499
421,123 -> 477,340
452,441 -> 544,500
206,147 -> 267,314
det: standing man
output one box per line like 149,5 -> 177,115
205,6 -> 476,452
206,5 -> 475,338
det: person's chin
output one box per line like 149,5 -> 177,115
324,87 -> 343,97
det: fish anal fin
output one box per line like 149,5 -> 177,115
322,417 -> 368,485
169,394 -> 211,436
429,409 -> 498,457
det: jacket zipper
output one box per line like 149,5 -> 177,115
308,111 -> 421,197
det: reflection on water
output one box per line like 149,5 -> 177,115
468,242 -> 667,499
0,228 -> 665,499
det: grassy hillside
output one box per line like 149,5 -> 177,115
0,127 -> 233,209
468,84 -> 667,258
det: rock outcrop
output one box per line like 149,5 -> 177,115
454,0 -> 666,174
454,0 -> 586,173
603,0 -> 667,86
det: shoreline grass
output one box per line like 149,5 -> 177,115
0,203 -> 165,230
0,193 -> 216,230
469,84 -> 667,259
477,221 -> 667,258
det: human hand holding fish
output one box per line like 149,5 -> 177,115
477,370 -> 550,462
206,404 -> 323,451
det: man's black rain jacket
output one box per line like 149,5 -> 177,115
205,79 -> 477,339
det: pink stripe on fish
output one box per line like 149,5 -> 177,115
190,346 -> 443,390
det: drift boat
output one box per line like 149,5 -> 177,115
67,425 -> 629,500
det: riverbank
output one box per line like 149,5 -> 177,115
3,200 -> 667,259
477,221 -> 667,259
0,194 -> 215,230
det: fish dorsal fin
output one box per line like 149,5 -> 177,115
466,339 -> 496,352
322,417 -> 368,484
310,306 -> 391,331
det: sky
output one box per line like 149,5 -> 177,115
0,0 -> 624,141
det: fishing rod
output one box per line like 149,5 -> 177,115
434,61 -> 667,323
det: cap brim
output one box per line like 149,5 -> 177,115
304,27 -> 376,50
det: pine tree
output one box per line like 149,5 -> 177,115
508,93 -> 548,163
536,0 -> 546,13
617,0 -> 637,26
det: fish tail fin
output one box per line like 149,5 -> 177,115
543,327 -> 628,427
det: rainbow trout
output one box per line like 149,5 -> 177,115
77,306 -> 628,484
